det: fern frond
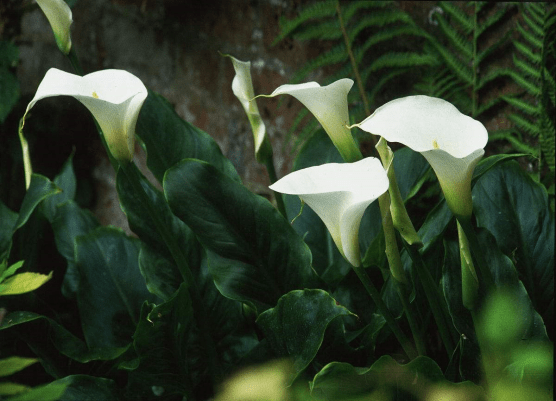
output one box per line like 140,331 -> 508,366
342,1 -> 389,23
293,20 -> 342,41
490,131 -> 539,155
477,6 -> 512,37
366,69 -> 409,105
501,96 -> 539,117
355,26 -> 426,61
513,54 -> 541,81
527,3 -> 546,27
539,114 -> 555,172
439,1 -> 473,34
476,30 -> 512,65
427,40 -> 473,84
347,11 -> 417,43
514,40 -> 542,64
522,9 -> 544,37
475,97 -> 503,118
508,113 -> 539,137
289,43 -> 346,84
516,21 -> 544,48
435,12 -> 473,59
368,52 -> 438,72
272,1 -> 337,45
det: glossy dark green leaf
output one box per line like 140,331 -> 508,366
392,146 -> 430,201
54,375 -> 119,401
138,245 -> 181,301
126,283 -> 195,400
472,161 -> 554,320
0,311 -> 128,362
471,153 -> 528,185
309,356 -> 485,401
51,201 -> 99,298
13,174 -> 60,232
0,199 -> 17,261
116,162 -> 202,294
75,227 -> 156,349
136,90 -> 239,183
43,153 -> 77,223
442,229 -> 549,381
256,289 -> 354,383
164,159 -> 314,312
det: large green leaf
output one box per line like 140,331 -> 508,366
55,375 -> 120,401
392,146 -> 430,201
51,201 -> 99,298
116,162 -> 202,297
42,153 -> 77,223
75,227 -> 156,350
12,174 -> 60,233
256,289 -> 354,383
0,311 -> 128,363
442,229 -> 550,382
310,356 -> 485,401
125,284 -> 195,400
472,161 -> 554,322
0,200 -> 17,261
136,90 -> 239,183
164,159 -> 315,312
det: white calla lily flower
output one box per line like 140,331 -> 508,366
258,79 -> 362,162
23,68 -> 148,163
225,55 -> 268,161
270,157 -> 389,267
354,96 -> 488,218
36,0 -> 73,55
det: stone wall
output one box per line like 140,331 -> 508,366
16,0 -> 330,230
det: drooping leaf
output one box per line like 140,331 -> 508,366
0,356 -> 38,377
136,90 -> 239,183
256,289 -> 354,383
0,311 -> 128,363
164,159 -> 315,312
0,271 -> 53,295
51,200 -> 99,298
309,356 -> 485,401
473,161 -> 554,322
75,227 -> 156,349
13,174 -> 60,233
42,152 -> 77,223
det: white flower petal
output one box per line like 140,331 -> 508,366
355,95 -> 488,217
36,0 -> 73,54
262,79 -> 362,162
270,157 -> 389,266
227,55 -> 266,159
24,68 -> 148,162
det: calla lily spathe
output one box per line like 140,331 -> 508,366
36,0 -> 73,55
225,55 -> 268,162
258,79 -> 363,162
353,96 -> 488,218
270,157 -> 389,267
23,68 -> 148,163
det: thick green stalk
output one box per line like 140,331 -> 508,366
396,282 -> 426,356
455,216 -> 495,294
458,220 -> 479,310
351,264 -> 418,360
401,239 -> 457,356
67,46 -> 84,76
263,150 -> 287,218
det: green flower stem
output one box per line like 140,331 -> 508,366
377,192 -> 408,285
351,264 -> 418,360
395,282 -> 426,356
67,46 -> 84,76
401,239 -> 457,356
262,149 -> 287,219
458,221 -> 479,310
118,161 -> 222,387
455,216 -> 495,298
